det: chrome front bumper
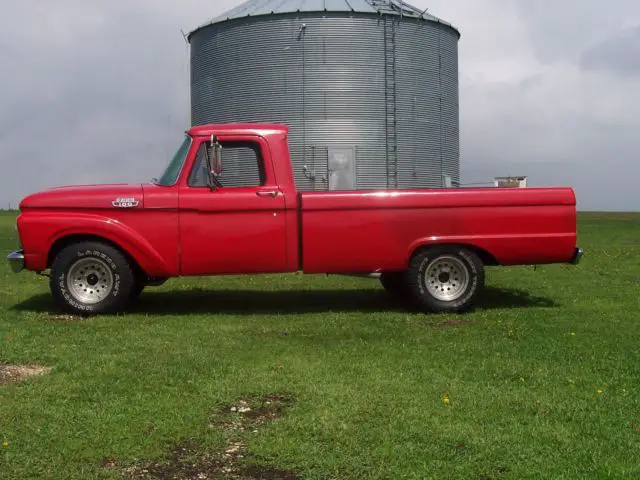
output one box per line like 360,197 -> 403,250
571,248 -> 584,265
6,250 -> 25,273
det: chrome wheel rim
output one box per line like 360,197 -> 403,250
66,258 -> 114,304
424,256 -> 470,302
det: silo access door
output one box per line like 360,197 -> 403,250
328,147 -> 356,191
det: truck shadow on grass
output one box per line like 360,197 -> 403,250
13,286 -> 558,316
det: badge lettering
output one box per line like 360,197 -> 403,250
112,197 -> 139,208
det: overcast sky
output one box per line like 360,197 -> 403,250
1,0 -> 639,211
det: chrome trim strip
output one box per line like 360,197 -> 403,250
571,248 -> 584,265
6,250 -> 25,273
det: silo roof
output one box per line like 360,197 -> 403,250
189,0 -> 457,36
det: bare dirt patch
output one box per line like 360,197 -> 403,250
0,364 -> 51,385
116,394 -> 300,480
216,394 -> 295,425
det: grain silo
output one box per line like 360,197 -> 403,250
187,0 -> 461,191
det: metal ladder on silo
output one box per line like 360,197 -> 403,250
384,15 -> 399,189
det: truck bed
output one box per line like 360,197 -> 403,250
298,187 -> 577,274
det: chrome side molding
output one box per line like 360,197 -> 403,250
6,250 -> 25,273
571,248 -> 584,265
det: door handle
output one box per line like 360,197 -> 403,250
256,190 -> 279,198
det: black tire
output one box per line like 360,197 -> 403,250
129,276 -> 168,303
50,241 -> 136,316
406,246 -> 485,314
130,280 -> 145,301
379,272 -> 407,298
145,277 -> 168,287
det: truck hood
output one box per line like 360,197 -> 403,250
19,183 -> 145,210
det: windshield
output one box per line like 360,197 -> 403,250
155,135 -> 192,186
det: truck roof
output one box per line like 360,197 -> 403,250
187,123 -> 289,137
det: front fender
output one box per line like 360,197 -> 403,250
18,211 -> 175,276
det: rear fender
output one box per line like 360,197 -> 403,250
407,233 -> 576,266
407,238 -> 500,266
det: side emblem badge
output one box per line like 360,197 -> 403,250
112,197 -> 139,208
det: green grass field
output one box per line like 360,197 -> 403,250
1,211 -> 639,479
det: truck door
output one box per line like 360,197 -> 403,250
178,135 -> 288,276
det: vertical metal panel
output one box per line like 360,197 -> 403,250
189,10 -> 460,191
394,20 -> 460,188
328,147 -> 356,190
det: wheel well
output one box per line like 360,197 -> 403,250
47,234 -> 145,277
411,243 -> 500,267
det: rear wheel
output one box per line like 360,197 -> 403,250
50,241 -> 136,316
406,246 -> 484,313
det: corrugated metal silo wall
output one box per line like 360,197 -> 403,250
190,12 -> 459,191
395,19 -> 460,188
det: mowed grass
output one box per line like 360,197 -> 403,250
1,210 -> 639,479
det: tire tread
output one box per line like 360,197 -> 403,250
49,241 -> 136,316
406,246 -> 485,314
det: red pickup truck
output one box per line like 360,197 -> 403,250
7,123 -> 583,316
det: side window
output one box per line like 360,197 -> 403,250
188,140 -> 266,188
187,143 -> 210,187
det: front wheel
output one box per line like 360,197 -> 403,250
405,246 -> 485,314
129,280 -> 145,301
50,241 -> 136,316
129,276 -> 168,302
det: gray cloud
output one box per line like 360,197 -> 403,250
514,0 -> 640,65
580,26 -> 640,74
430,0 -> 640,210
0,1 -> 219,207
1,0 -> 639,211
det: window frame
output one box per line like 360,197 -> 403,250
155,135 -> 193,187
186,138 -> 267,189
